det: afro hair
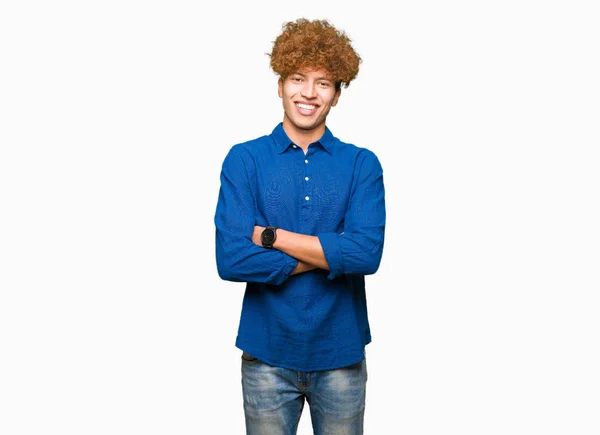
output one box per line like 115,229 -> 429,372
268,18 -> 361,89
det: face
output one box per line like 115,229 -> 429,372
278,68 -> 341,138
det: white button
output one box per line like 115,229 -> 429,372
304,159 -> 308,164
305,196 -> 310,201
305,177 -> 309,181
292,145 -> 297,148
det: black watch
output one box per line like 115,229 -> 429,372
261,226 -> 278,248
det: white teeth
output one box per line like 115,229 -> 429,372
297,103 -> 316,110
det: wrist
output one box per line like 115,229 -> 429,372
271,228 -> 289,250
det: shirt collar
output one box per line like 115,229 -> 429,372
271,122 -> 335,154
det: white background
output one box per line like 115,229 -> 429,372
1,1 -> 599,434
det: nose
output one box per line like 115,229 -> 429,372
301,81 -> 317,99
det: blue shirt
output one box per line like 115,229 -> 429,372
214,123 -> 386,371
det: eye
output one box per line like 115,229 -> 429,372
319,81 -> 331,87
290,76 -> 302,83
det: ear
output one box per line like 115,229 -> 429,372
278,78 -> 283,98
331,88 -> 341,107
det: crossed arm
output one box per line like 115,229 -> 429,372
251,226 -> 330,275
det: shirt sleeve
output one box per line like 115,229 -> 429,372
214,145 -> 298,285
318,149 -> 386,279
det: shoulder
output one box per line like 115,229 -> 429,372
230,134 -> 271,154
222,134 -> 272,163
333,137 -> 383,171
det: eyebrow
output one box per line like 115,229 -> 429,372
291,72 -> 334,82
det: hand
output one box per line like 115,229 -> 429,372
252,225 -> 265,246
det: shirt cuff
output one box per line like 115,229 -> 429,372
279,254 -> 299,283
318,232 -> 343,279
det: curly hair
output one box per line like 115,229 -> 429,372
268,18 -> 361,89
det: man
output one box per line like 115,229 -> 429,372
214,18 -> 385,435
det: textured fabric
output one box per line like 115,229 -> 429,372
241,354 -> 367,435
215,123 -> 385,371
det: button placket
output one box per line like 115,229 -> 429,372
302,152 -> 311,208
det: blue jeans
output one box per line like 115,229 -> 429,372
241,352 -> 367,435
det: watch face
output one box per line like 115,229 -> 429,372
262,229 -> 276,245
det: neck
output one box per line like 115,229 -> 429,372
282,118 -> 325,151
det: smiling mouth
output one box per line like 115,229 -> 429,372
296,103 -> 317,111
